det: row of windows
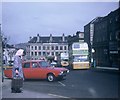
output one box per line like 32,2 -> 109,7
109,15 -> 119,24
31,45 -> 67,50
31,51 -> 67,56
96,36 -> 106,42
95,32 -> 117,42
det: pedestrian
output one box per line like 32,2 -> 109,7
3,54 -> 7,66
11,49 -> 26,93
94,59 -> 96,68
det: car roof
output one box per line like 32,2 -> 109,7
23,60 -> 45,63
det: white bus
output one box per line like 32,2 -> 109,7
71,42 -> 90,69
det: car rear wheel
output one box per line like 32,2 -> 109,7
47,74 -> 55,82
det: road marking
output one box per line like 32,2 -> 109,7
88,87 -> 98,97
48,93 -> 69,98
58,81 -> 66,86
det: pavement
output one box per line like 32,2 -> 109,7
2,78 -> 57,98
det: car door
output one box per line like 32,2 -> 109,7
31,62 -> 41,79
39,61 -> 49,79
23,62 -> 31,79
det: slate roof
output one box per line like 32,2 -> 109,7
28,36 -> 68,43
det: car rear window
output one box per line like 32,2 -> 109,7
23,63 -> 30,68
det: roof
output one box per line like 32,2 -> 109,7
4,44 -> 15,48
28,36 -> 68,43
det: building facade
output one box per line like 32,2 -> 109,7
108,8 -> 120,68
84,8 -> 119,68
93,16 -> 110,67
27,34 -> 68,60
84,17 -> 103,64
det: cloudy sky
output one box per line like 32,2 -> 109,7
2,2 -> 119,44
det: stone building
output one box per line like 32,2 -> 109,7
84,8 -> 119,69
107,8 -> 120,68
27,34 -> 68,60
84,17 -> 103,64
93,16 -> 110,67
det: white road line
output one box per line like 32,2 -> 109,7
58,81 -> 66,86
48,93 -> 70,98
88,87 -> 98,97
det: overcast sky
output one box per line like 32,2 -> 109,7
2,2 -> 119,44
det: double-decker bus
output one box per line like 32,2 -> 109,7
70,42 -> 90,69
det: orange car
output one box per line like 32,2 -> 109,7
4,60 -> 69,82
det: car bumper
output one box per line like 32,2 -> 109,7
57,70 -> 69,79
58,74 -> 66,77
57,71 -> 68,79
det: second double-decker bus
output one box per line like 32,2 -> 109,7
70,42 -> 90,69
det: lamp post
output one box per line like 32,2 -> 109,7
0,24 -> 4,82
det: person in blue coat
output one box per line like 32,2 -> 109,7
11,49 -> 26,93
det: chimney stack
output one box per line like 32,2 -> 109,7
50,34 -> 52,42
29,36 -> 32,41
37,34 -> 40,43
62,33 -> 65,42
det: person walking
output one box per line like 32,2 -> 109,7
11,49 -> 25,93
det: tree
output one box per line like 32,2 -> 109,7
1,32 -> 10,48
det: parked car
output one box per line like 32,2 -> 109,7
4,60 -> 69,82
